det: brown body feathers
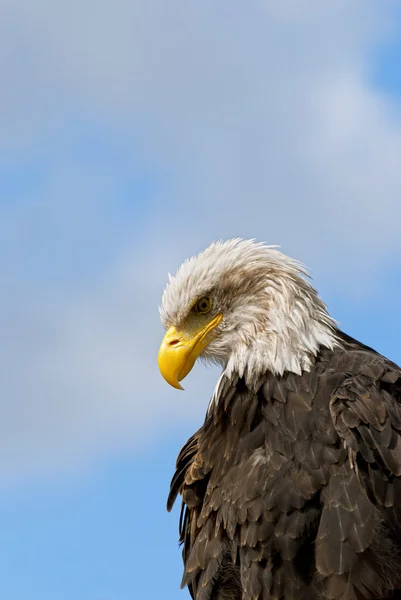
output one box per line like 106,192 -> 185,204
168,332 -> 401,599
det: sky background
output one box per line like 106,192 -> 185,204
1,1 -> 401,598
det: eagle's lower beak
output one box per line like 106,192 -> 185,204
158,314 -> 222,390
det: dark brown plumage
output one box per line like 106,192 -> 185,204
168,332 -> 401,599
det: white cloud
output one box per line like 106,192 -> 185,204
0,236 -> 219,483
1,0 -> 401,481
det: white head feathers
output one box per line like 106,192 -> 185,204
160,239 -> 338,386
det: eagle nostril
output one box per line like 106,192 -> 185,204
169,339 -> 180,347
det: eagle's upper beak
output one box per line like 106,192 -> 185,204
158,314 -> 222,390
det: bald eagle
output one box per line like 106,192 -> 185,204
158,239 -> 401,600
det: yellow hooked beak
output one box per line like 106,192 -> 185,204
158,314 -> 223,390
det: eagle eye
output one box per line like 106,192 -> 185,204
193,296 -> 213,314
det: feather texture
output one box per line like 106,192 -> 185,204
167,332 -> 401,599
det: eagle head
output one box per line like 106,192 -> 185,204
158,239 -> 337,389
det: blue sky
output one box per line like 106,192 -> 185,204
1,1 -> 401,598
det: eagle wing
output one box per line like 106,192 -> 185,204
330,366 -> 401,504
320,360 -> 401,592
167,430 -> 206,599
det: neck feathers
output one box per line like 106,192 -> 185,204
224,275 -> 338,386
